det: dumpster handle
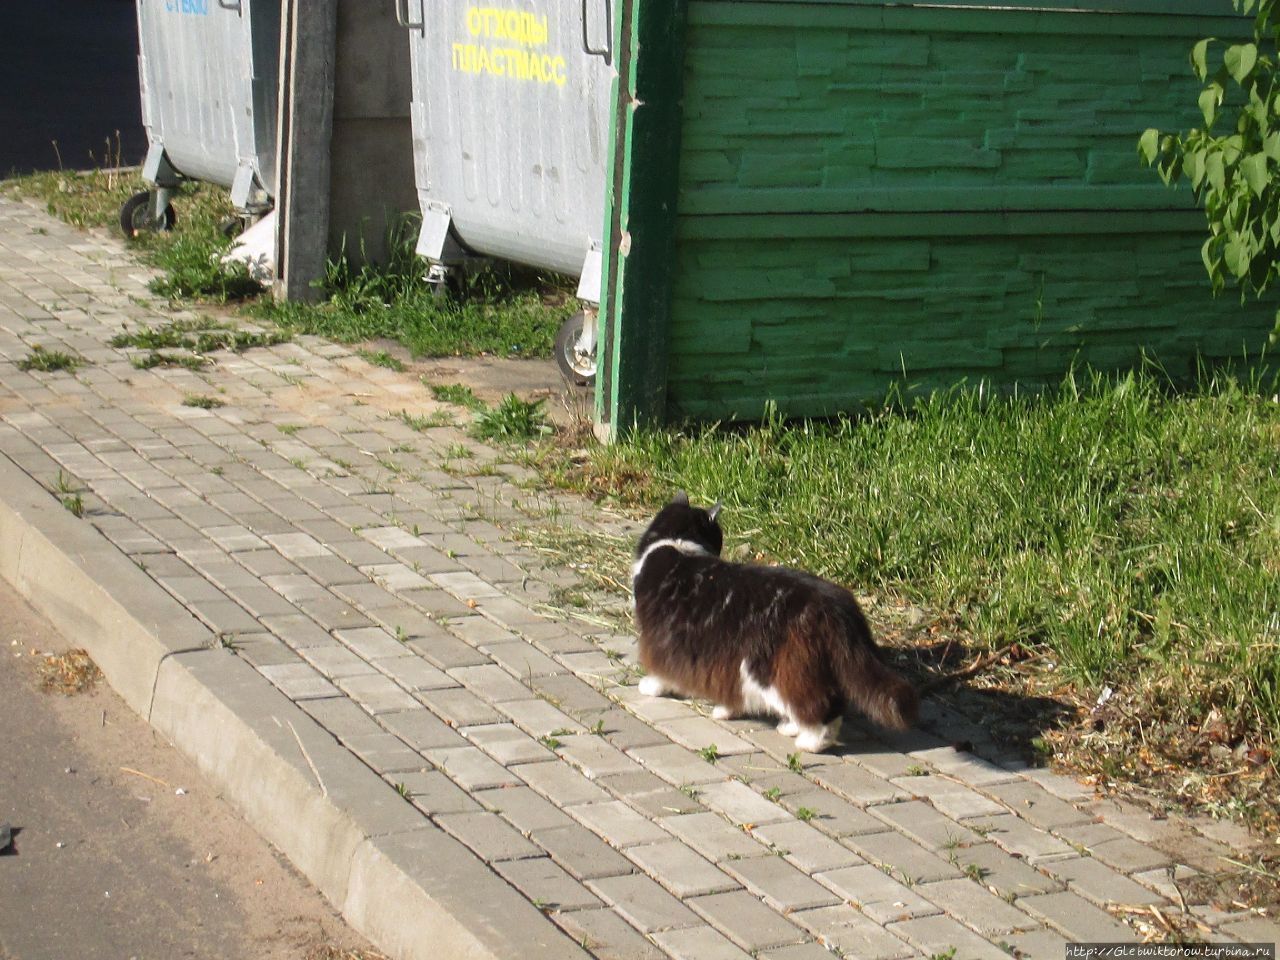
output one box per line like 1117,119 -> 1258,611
581,0 -> 612,62
216,0 -> 242,12
395,0 -> 425,34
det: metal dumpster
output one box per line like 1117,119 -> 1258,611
122,0 -> 281,236
395,0 -> 613,382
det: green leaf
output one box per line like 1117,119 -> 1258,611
1206,151 -> 1226,192
1224,43 -> 1258,84
1265,131 -> 1280,160
1192,38 -> 1215,81
1224,235 -> 1252,278
1199,84 -> 1222,127
1242,152 -> 1270,196
1188,149 -> 1207,189
1138,128 -> 1161,164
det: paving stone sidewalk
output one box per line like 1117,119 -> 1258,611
0,194 -> 1272,960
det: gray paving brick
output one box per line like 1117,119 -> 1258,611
553,909 -> 666,960
516,760 -> 613,808
497,697 -> 584,737
626,840 -> 738,897
871,799 -> 986,852
472,783 -> 573,832
1042,855 -> 1167,907
748,820 -> 862,872
571,800 -> 672,849
790,905 -> 915,960
420,685 -> 503,728
332,580 -> 404,612
257,661 -> 340,700
697,780 -> 793,827
1086,836 -> 1174,874
436,810 -> 542,862
258,612 -> 336,648
261,573 -> 332,603
556,734 -> 644,780
343,732 -> 431,774
377,654 -> 455,691
889,771 -> 1008,820
965,812 -> 1076,864
1221,914 -> 1280,944
494,856 -> 603,912
263,531 -> 332,558
532,823 -> 635,882
462,722 -> 554,765
431,569 -> 505,599
334,625 -> 412,660
687,890 -> 807,952
295,593 -> 371,631
917,876 -> 1040,935
588,874 -> 701,934
1002,926 -> 1071,960
392,769 -> 482,814
808,762 -> 909,807
230,633 -> 301,668
629,743 -> 725,787
813,864 -> 943,923
659,812 -> 771,863
886,914 -> 1015,960
590,709 -> 671,752
776,790 -> 884,837
530,672 -> 614,717
425,745 -> 521,790
298,643 -> 380,679
481,640 -> 565,678
405,629 -> 491,669
953,842 -> 1062,897
844,831 -> 961,883
985,779 -> 1092,830
651,925 -> 753,960
379,706 -> 468,751
617,785 -> 703,819
1018,890 -> 1138,941
448,663 -> 534,702
720,853 -> 840,911
656,717 -> 757,756
335,673 -> 420,714
908,745 -> 1020,787
290,553 -> 369,585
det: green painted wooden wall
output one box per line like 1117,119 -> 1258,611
599,0 -> 1275,429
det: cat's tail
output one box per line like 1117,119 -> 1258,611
843,653 -> 918,731
833,607 -> 919,731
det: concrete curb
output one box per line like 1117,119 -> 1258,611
0,450 -> 589,960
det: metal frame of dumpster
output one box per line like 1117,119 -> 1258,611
133,0 -> 281,226
395,0 -> 614,379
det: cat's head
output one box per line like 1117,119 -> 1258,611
636,490 -> 724,557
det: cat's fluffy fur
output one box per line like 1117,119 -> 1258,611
632,492 -> 918,752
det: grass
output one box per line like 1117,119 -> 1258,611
471,394 -> 551,442
358,348 -> 405,371
7,169 -> 571,363
430,382 -> 486,410
182,393 -> 224,409
537,363 -> 1280,828
18,345 -> 82,372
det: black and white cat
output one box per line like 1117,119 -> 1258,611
632,492 -> 918,752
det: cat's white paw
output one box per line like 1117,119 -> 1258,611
793,716 -> 842,754
776,718 -> 800,737
638,675 -> 668,697
711,704 -> 734,720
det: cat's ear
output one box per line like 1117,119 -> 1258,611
672,490 -> 690,506
708,501 -> 722,522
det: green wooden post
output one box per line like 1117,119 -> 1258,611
595,0 -> 689,440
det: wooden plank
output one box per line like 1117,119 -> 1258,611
595,0 -> 690,435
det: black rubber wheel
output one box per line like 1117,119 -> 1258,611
119,191 -> 175,238
555,310 -> 597,387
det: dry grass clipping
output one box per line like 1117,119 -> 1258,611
38,648 -> 101,695
303,947 -> 390,960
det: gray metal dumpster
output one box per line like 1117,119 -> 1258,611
396,0 -> 612,382
122,0 -> 281,236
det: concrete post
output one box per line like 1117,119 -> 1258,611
274,0 -> 338,303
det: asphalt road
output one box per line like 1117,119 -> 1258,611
0,577 -> 378,960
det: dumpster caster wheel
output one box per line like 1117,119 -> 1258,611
119,191 -> 175,238
555,310 -> 596,387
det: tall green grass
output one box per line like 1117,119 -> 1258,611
258,223 -> 573,359
569,366 -> 1280,740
